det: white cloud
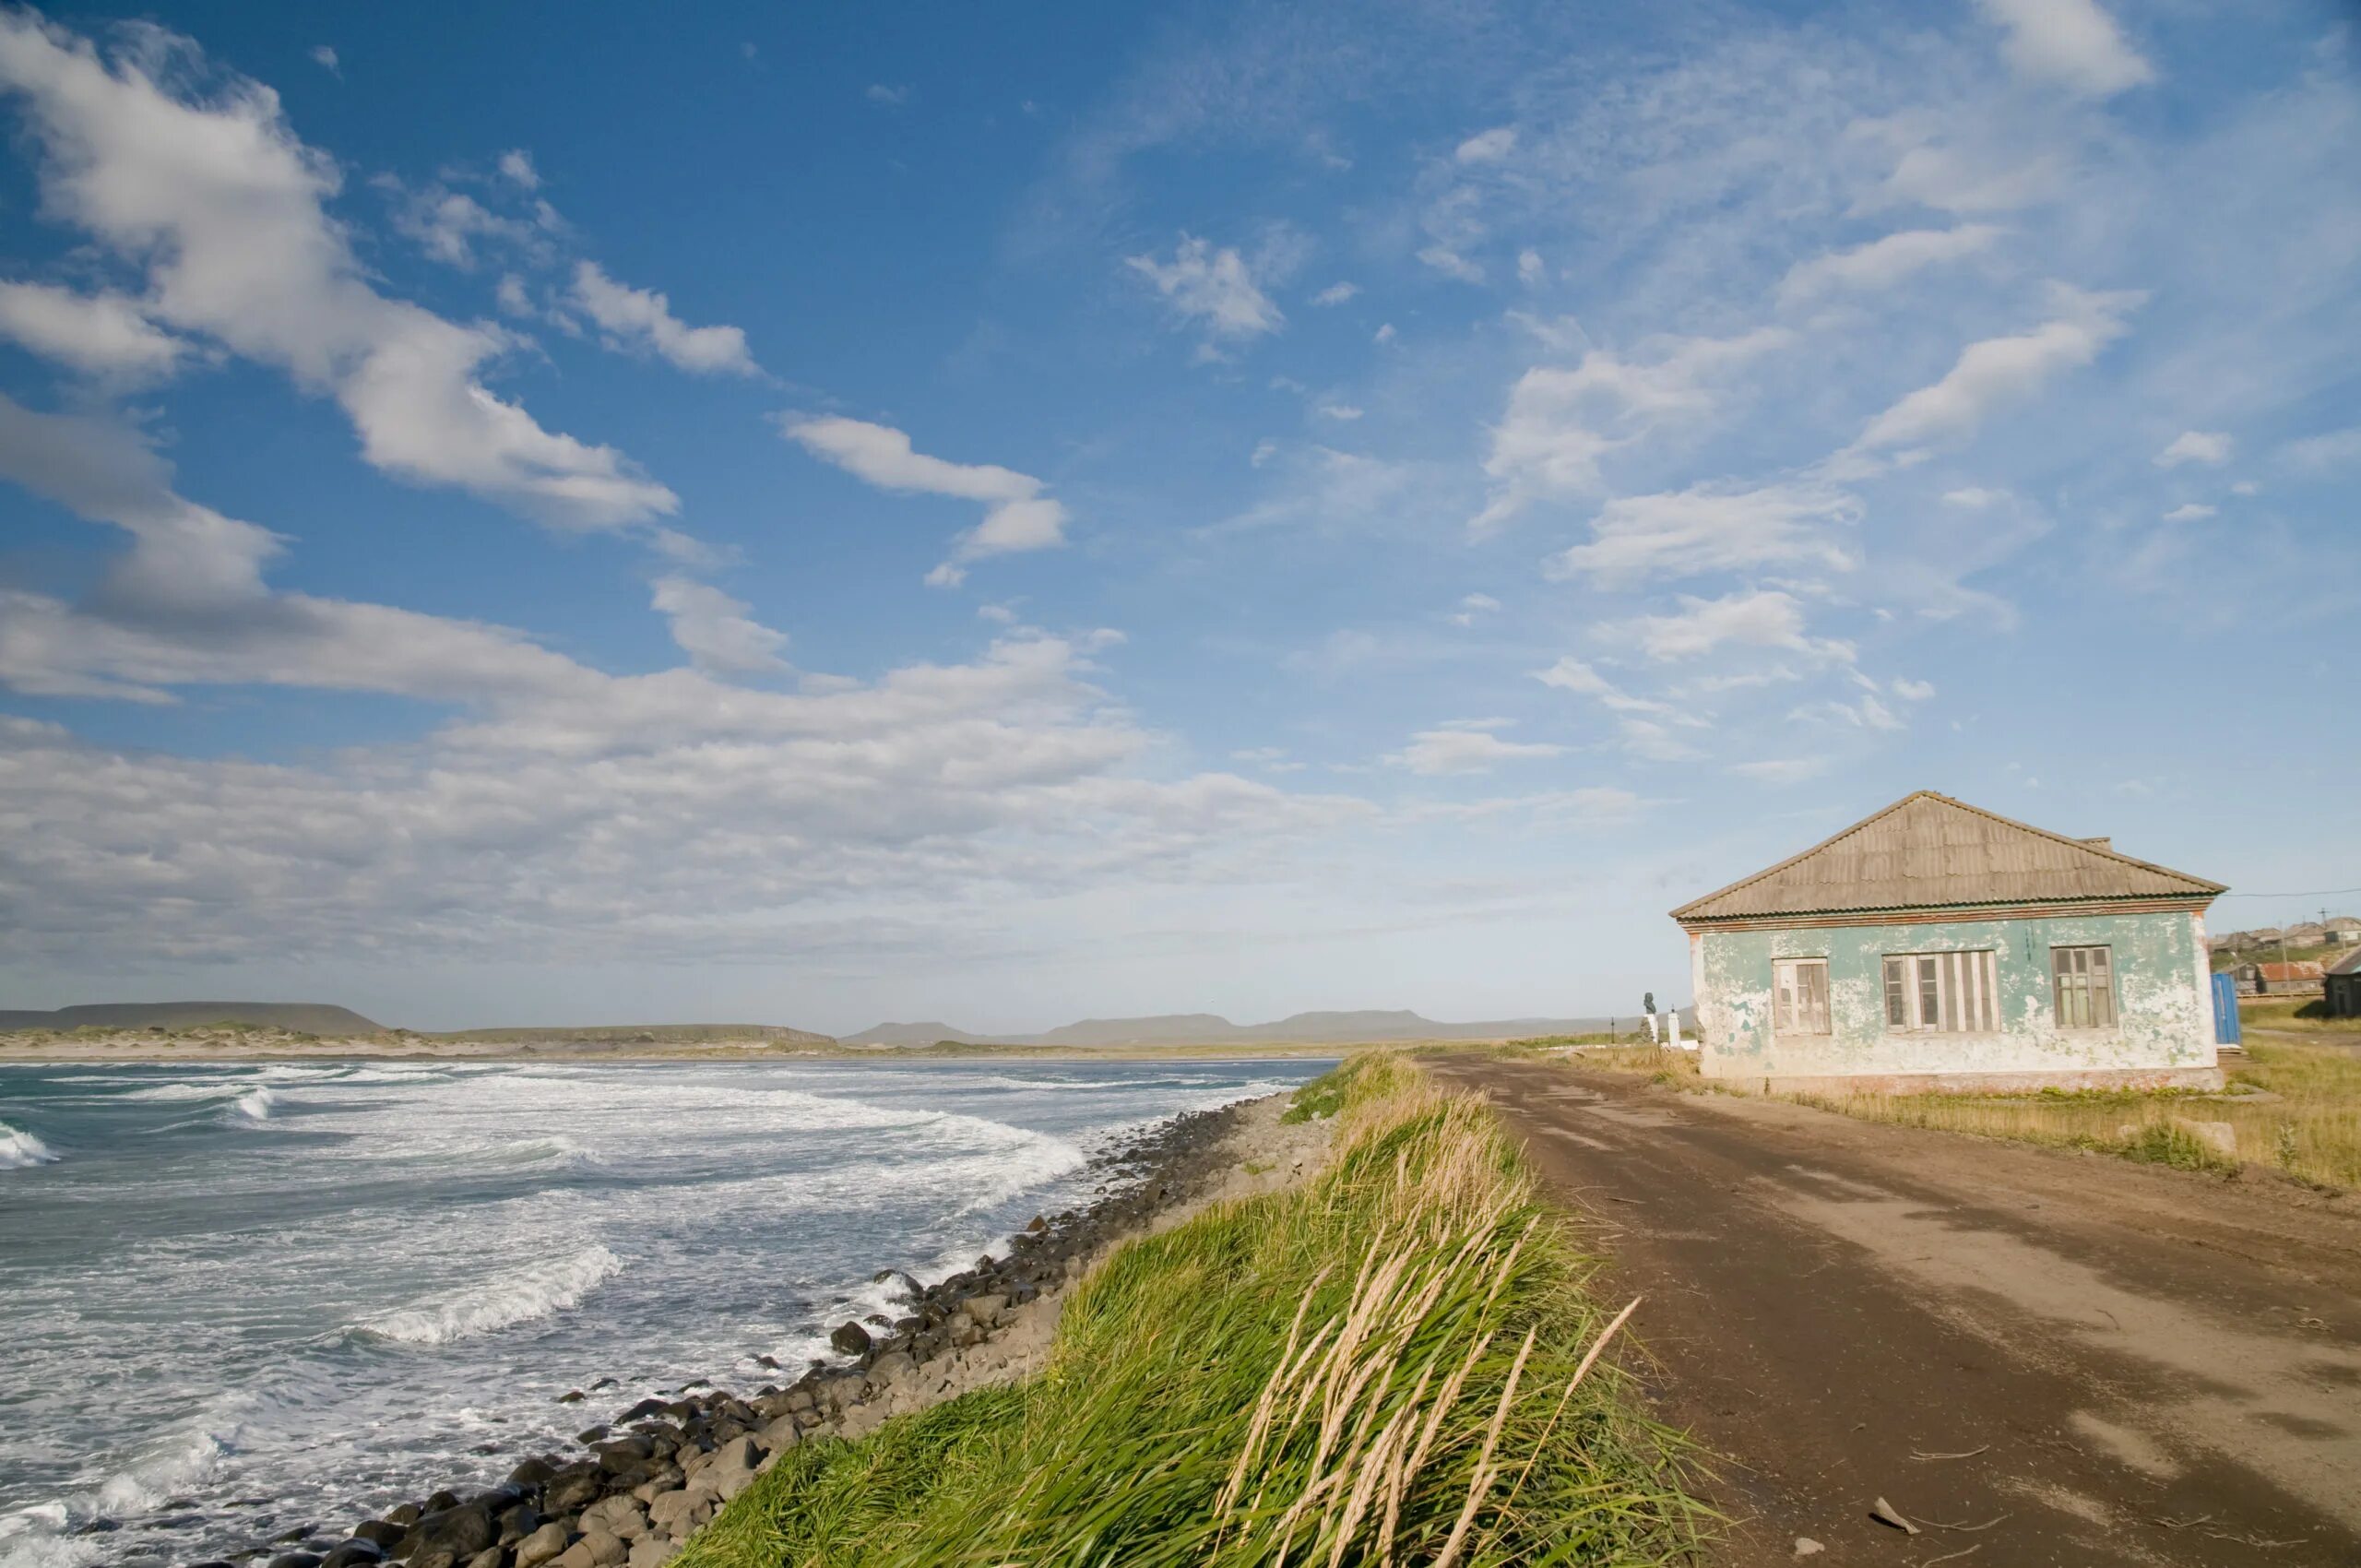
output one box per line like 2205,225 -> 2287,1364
1974,0 -> 2153,99
1454,126 -> 1516,164
1449,591 -> 1500,627
1852,285 -> 2142,455
650,576 -> 789,674
0,280 -> 183,379
1373,323 -> 1396,344
1941,486 -> 2008,507
1314,402 -> 1363,422
1311,281 -> 1358,306
1473,327 -> 1792,531
866,83 -> 909,107
1416,244 -> 1484,283
570,261 -> 759,376
2153,430 -> 2232,468
1516,248 -> 1544,285
1890,677 -> 1936,701
1543,480 -> 1859,588
2161,503 -> 2215,522
1777,224 -> 2001,303
495,274 -> 533,316
2281,427 -> 2361,472
308,45 -> 338,74
389,187 -> 540,268
1125,235 -> 1283,340
781,415 -> 1070,582
496,148 -> 540,189
1619,588 -> 1852,664
0,15 -> 676,531
1390,721 -> 1565,776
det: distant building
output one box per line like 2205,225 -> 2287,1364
2328,950 -> 2361,1017
2328,917 -> 2361,944
2284,921 -> 2329,947
1672,791 -> 2224,1095
2241,961 -> 2327,996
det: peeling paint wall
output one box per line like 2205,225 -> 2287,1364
1692,910 -> 2213,1084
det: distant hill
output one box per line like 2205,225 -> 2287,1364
432,1023 -> 835,1047
843,1008 -> 1690,1048
0,1001 -> 385,1034
840,1021 -> 1023,1048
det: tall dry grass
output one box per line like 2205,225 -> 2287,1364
676,1054 -> 1701,1568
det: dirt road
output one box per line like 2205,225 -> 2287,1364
1427,1055 -> 2361,1567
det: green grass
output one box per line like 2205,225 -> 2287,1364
676,1055 -> 1702,1567
2237,997 -> 2361,1035
2210,940 -> 2345,973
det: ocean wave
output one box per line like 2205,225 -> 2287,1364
357,1245 -> 623,1346
0,1122 -> 59,1168
230,1087 -> 280,1122
120,1082 -> 246,1102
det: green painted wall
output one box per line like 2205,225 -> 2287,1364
1691,909 -> 2211,1080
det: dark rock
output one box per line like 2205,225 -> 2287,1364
272,1526 -> 316,1543
352,1521 -> 406,1548
620,1398 -> 668,1422
71,1518 -> 119,1535
397,1501 -> 495,1566
266,1554 -> 323,1568
494,1505 -> 540,1547
753,1354 -> 780,1370
384,1505 -> 421,1528
588,1377 -> 618,1390
828,1321 -> 872,1357
540,1465 -> 602,1515
421,1491 -> 462,1515
505,1457 -> 558,1490
556,1390 -> 586,1404
574,1426 -> 609,1445
318,1544 -> 386,1568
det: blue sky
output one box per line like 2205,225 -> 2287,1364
0,0 -> 2354,1033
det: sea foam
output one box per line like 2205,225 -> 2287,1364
359,1245 -> 623,1346
0,1123 -> 59,1169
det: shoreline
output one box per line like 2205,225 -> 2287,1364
0,1038 -> 1379,1064
173,1088 -> 1330,1568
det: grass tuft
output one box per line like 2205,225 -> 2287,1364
675,1053 -> 1701,1567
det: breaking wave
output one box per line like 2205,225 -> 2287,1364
1,1122 -> 59,1168
357,1246 -> 623,1346
230,1087 -> 279,1122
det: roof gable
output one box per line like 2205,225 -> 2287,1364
1672,791 -> 2223,924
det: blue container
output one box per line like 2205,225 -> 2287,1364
2210,970 -> 2242,1046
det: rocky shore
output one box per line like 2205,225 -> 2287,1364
187,1091 -> 1328,1568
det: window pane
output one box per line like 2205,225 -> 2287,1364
1918,957 -> 1940,1030
1884,958 -> 1908,1028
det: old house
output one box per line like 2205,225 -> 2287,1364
2241,960 -> 2326,996
1672,791 -> 2225,1094
2327,917 -> 2361,944
2283,921 -> 2329,948
2327,949 -> 2361,1017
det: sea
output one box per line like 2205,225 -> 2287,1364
0,1055 -> 1324,1568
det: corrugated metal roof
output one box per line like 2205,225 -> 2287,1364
2255,962 -> 2326,981
1671,791 -> 2224,923
2328,948 -> 2361,977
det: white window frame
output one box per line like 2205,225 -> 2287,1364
2051,944 -> 2117,1029
1773,957 -> 1831,1036
1881,950 -> 1999,1033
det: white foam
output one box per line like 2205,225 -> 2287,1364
231,1086 -> 280,1121
358,1245 -> 623,1346
0,1123 -> 58,1168
120,1082 -> 245,1102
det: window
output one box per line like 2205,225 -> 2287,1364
1773,957 -> 1830,1035
2052,945 -> 2116,1028
1881,950 -> 1999,1032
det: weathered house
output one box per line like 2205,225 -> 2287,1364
1672,791 -> 2225,1094
2327,917 -> 2361,944
2327,949 -> 2361,1017
2241,961 -> 2326,996
2283,921 -> 2329,948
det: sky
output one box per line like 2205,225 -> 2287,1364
0,0 -> 2355,1034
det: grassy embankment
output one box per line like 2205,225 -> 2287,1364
1548,1041 -> 2361,1190
2236,998 -> 2361,1036
677,1054 -> 1702,1568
